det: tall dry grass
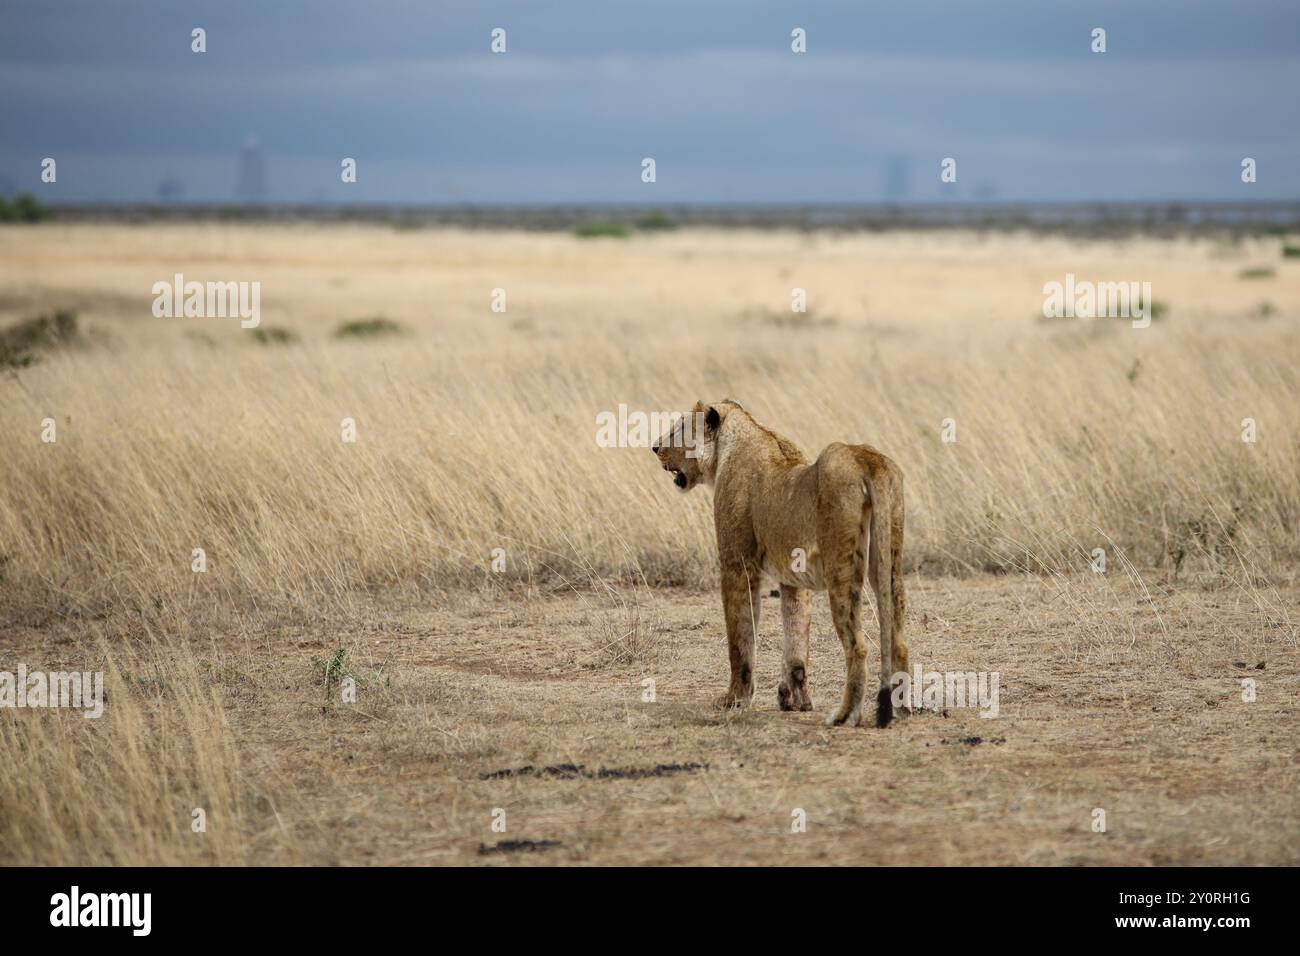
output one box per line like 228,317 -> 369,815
1,319 -> 1297,623
0,630 -> 292,864
0,224 -> 1297,622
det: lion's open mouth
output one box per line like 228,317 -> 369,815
663,464 -> 688,489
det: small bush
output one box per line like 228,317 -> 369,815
1282,244 -> 1300,259
635,212 -> 677,232
250,326 -> 300,346
1037,294 -> 1167,324
1238,267 -> 1275,280
0,309 -> 79,368
0,343 -> 33,369
574,221 -> 631,239
334,317 -> 405,339
0,193 -> 54,223
311,648 -> 350,694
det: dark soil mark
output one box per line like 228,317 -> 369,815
481,761 -> 709,781
590,762 -> 709,780
942,736 -> 1006,747
482,762 -> 583,780
478,839 -> 563,855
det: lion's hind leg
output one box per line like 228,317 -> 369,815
824,512 -> 870,727
777,584 -> 813,712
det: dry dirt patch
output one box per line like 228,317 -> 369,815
3,574 -> 1295,865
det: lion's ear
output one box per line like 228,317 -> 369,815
705,406 -> 721,432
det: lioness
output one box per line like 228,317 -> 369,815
653,400 -> 908,727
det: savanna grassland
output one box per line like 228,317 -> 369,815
1,221 -> 1297,865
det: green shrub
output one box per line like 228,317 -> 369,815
1238,267 -> 1275,280
573,221 -> 631,239
635,212 -> 677,231
0,193 -> 54,223
250,326 -> 300,346
334,317 -> 406,339
0,310 -> 79,368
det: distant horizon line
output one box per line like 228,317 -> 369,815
31,198 -> 1300,210
29,199 -> 1300,234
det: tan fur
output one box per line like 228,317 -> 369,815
653,400 -> 909,727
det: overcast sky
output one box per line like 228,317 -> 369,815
2,0 -> 1297,203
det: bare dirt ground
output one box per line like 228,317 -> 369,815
9,574 -> 1295,866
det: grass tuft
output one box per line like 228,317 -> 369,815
334,317 -> 406,339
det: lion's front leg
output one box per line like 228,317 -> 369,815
716,566 -> 761,708
777,584 -> 813,712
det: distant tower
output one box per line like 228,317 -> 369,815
883,155 -> 911,202
236,135 -> 267,203
157,176 -> 183,203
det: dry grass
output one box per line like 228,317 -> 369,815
0,626 -> 294,865
1,224 -> 1298,620
0,222 -> 1297,865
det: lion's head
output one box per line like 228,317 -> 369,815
651,400 -> 740,492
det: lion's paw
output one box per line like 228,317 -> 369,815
714,690 -> 750,710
